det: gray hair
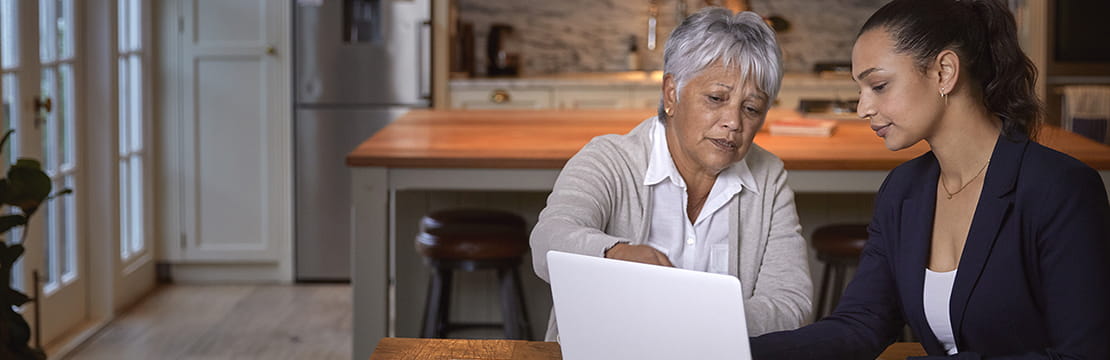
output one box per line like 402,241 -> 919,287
658,8 -> 783,123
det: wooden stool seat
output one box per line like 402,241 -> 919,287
415,208 -> 533,340
416,208 -> 529,260
811,223 -> 869,320
812,224 -> 869,261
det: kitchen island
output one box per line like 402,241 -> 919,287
346,109 -> 1110,360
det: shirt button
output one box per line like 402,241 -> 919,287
686,237 -> 695,246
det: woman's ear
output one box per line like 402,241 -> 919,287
936,50 -> 960,96
663,73 -> 678,114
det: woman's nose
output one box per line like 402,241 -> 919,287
857,96 -> 876,120
721,110 -> 742,131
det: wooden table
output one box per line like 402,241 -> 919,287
369,338 -> 928,360
348,109 -> 1110,360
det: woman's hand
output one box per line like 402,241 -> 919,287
604,243 -> 674,267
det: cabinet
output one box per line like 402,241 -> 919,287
449,73 -> 855,112
556,88 -> 633,109
451,88 -> 553,109
157,0 -> 293,282
629,88 -> 663,110
450,83 -> 661,110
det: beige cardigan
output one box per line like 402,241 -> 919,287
530,117 -> 812,341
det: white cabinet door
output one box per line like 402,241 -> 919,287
556,88 -> 629,109
176,0 -> 291,267
629,87 -> 662,109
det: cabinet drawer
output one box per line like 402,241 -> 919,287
629,88 -> 662,110
556,88 -> 630,109
451,88 -> 553,109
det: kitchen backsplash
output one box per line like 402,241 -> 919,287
458,0 -> 887,76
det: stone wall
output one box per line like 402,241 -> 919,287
457,0 -> 888,76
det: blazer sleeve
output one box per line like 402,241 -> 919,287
750,175 -> 906,360
743,165 -> 814,335
530,140 -> 634,282
1029,165 -> 1110,359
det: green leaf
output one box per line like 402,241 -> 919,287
5,161 -> 52,216
46,188 -> 73,201
0,214 -> 25,234
0,243 -> 23,267
0,129 -> 12,153
12,159 -> 40,170
0,288 -> 30,307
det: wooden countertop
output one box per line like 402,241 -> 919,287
347,109 -> 1110,170
369,338 -> 928,359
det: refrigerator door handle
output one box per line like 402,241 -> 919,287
418,19 -> 432,101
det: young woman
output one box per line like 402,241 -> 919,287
750,0 -> 1110,358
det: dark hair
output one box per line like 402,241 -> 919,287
859,0 -> 1043,140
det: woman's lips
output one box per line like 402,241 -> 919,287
871,123 -> 892,138
709,138 -> 738,151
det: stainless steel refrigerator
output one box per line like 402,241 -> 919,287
295,0 -> 431,281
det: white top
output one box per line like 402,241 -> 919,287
643,119 -> 755,273
924,268 -> 959,355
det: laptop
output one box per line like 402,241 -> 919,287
547,250 -> 751,360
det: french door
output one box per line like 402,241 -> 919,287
0,0 -> 85,347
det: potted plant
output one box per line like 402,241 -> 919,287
0,129 -> 71,360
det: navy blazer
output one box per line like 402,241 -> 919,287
751,134 -> 1110,359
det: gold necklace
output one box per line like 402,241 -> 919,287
940,160 -> 990,199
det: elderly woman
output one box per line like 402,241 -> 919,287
530,7 -> 812,341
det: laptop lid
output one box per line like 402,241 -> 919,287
547,250 -> 751,360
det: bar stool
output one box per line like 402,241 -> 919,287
415,208 -> 534,340
811,223 -> 869,320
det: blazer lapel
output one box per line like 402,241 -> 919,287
898,156 -> 941,352
949,135 -> 1024,344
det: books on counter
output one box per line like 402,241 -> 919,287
768,117 -> 838,137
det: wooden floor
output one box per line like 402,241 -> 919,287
64,284 -> 351,360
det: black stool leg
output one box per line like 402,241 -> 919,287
831,263 -> 846,313
512,267 -> 533,340
421,266 -> 453,338
436,268 -> 453,338
420,272 -> 436,338
816,262 -> 832,319
498,267 -> 521,339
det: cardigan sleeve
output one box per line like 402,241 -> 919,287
741,163 -> 814,335
530,139 -> 635,282
750,173 -> 906,360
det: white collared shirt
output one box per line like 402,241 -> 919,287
643,118 -> 757,273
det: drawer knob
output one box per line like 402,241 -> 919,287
490,89 -> 511,104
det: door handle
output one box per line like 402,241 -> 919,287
418,20 -> 432,102
34,96 -> 52,113
33,95 -> 52,129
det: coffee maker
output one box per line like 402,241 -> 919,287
486,24 -> 520,76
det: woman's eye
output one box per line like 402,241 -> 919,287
871,83 -> 887,92
745,106 -> 761,114
708,95 -> 724,102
